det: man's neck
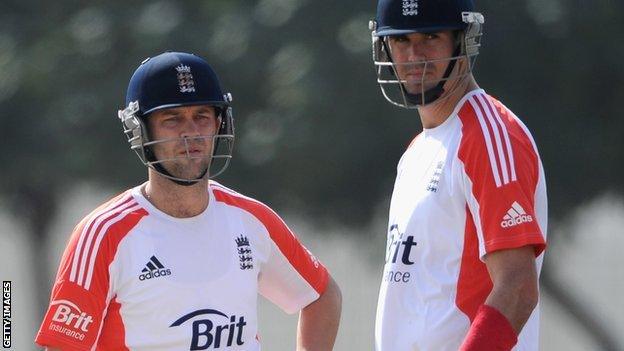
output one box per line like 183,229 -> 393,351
143,170 -> 210,218
417,76 -> 479,129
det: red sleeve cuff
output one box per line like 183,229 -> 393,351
485,232 -> 547,258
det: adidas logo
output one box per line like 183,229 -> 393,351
138,255 -> 172,281
500,202 -> 533,228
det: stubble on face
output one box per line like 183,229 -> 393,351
394,61 -> 439,95
152,136 -> 213,180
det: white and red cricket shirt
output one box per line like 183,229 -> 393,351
36,181 -> 328,350
375,89 -> 547,351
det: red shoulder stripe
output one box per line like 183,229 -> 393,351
69,192 -> 147,290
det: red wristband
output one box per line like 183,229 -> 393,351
459,304 -> 518,351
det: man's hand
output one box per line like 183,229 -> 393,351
296,276 -> 342,351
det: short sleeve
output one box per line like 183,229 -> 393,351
458,94 -> 546,259
212,186 -> 329,314
35,219 -> 112,351
257,214 -> 329,314
35,193 -> 146,350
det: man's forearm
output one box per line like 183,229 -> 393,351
483,246 -> 539,333
484,276 -> 538,333
296,277 -> 342,351
460,246 -> 539,351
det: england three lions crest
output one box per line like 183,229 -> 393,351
402,0 -> 418,16
235,235 -> 253,270
175,64 -> 196,93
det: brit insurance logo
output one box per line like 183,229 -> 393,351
383,224 -> 417,283
235,235 -> 254,270
501,201 -> 534,228
402,0 -> 418,16
138,255 -> 172,281
48,300 -> 94,342
170,309 -> 247,349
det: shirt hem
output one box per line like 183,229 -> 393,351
36,331 -> 93,351
283,289 -> 323,315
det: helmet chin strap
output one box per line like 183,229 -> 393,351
404,44 -> 461,106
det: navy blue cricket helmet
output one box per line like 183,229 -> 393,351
125,51 -> 230,116
374,0 -> 475,37
118,51 -> 235,182
370,0 -> 484,108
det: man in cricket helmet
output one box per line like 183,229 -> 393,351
370,0 -> 484,108
118,51 -> 234,184
36,51 -> 342,351
371,2 -> 548,351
